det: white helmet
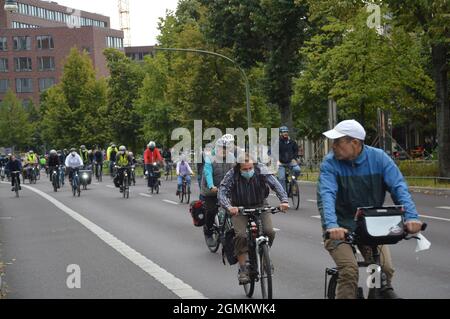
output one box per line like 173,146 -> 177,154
119,145 -> 126,152
50,149 -> 57,155
215,134 -> 235,148
148,141 -> 156,148
129,152 -> 134,157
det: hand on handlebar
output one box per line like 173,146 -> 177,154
228,207 -> 239,216
405,220 -> 424,234
279,202 -> 289,212
326,227 -> 348,241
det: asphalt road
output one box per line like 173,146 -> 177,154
0,173 -> 449,299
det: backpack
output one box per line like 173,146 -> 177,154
189,200 -> 206,227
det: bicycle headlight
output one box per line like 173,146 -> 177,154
82,173 -> 88,179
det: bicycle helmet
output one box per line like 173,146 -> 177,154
280,126 -> 289,133
128,152 -> 134,157
50,149 -> 57,155
80,145 -> 86,150
215,134 -> 235,148
29,150 -> 34,154
148,141 -> 156,148
119,145 -> 126,152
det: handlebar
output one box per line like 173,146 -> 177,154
237,206 -> 281,216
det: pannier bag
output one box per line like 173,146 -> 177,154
355,206 -> 405,245
189,200 -> 206,227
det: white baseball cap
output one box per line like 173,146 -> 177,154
323,119 -> 366,140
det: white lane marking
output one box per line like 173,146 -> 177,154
420,214 -> 450,222
311,215 -> 321,219
274,228 -> 281,232
0,217 -> 13,220
93,182 -> 100,185
307,199 -> 317,203
436,206 -> 450,210
106,185 -> 114,188
22,184 -> 206,299
139,193 -> 153,198
163,199 -> 179,205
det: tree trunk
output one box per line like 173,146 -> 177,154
432,44 -> 450,177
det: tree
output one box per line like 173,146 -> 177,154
0,90 -> 33,150
40,48 -> 110,149
200,0 -> 310,133
104,48 -> 145,152
384,0 -> 449,176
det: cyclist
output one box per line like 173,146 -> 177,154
162,147 -> 173,176
176,153 -> 194,196
94,146 -> 104,179
144,141 -> 164,189
6,154 -> 22,191
201,134 -> 235,247
107,143 -> 118,176
79,145 -> 89,167
114,146 -> 132,192
277,126 -> 301,191
23,150 -> 38,181
47,149 -> 61,182
65,148 -> 84,183
318,119 -> 423,299
218,153 -> 289,284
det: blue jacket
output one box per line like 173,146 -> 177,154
6,159 -> 22,172
317,145 -> 419,232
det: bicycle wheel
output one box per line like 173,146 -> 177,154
14,177 -> 19,198
259,244 -> 273,299
77,182 -> 81,197
290,180 -> 300,210
186,186 -> 190,204
52,173 -> 58,192
207,217 -> 221,253
244,252 -> 256,298
72,181 -> 76,197
326,273 -> 338,299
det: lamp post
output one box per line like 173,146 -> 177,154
154,47 -> 252,128
4,0 -> 19,13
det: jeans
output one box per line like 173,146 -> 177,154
277,163 -> 301,191
177,175 -> 191,191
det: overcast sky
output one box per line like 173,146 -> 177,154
54,0 -> 180,46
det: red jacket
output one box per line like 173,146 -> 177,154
144,148 -> 162,164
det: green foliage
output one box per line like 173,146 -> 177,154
40,48 -> 110,149
0,90 -> 34,150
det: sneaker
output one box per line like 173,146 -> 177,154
119,187 -> 123,193
19,186 -> 21,190
205,235 -> 216,247
238,269 -> 250,285
11,187 -> 14,191
176,190 -> 180,196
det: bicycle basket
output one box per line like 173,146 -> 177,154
355,206 -> 405,245
189,200 -> 206,227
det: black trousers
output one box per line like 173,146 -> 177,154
203,196 -> 219,236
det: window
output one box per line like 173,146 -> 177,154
0,58 -> 8,72
14,57 -> 32,72
37,36 -> 54,50
16,78 -> 33,93
0,80 -> 9,93
0,37 -> 7,51
13,36 -> 31,51
38,57 -> 55,71
106,36 -> 124,49
39,78 -> 55,92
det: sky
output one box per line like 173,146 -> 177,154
53,0 -> 180,46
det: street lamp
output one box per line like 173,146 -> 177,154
154,47 -> 252,129
4,0 -> 19,13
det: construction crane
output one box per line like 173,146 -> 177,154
118,0 -> 131,47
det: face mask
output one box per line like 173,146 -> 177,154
240,169 -> 255,180
71,152 -> 76,156
150,147 -> 155,151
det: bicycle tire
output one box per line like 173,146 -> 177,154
14,176 -> 19,198
186,186 -> 190,204
291,180 -> 300,210
244,253 -> 256,298
52,173 -> 58,192
259,244 -> 273,299
77,183 -> 81,197
326,273 -> 338,299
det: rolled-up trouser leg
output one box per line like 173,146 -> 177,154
359,244 -> 395,287
203,196 -> 218,236
324,239 -> 359,299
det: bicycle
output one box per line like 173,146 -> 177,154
324,206 -> 427,299
178,175 -> 191,204
59,165 -> 65,187
147,163 -> 160,194
238,206 -> 281,299
0,165 -> 5,181
79,165 -> 92,190
280,164 -> 300,210
50,166 -> 59,192
116,166 -> 130,199
26,165 -> 37,184
11,171 -> 21,198
94,161 -> 103,182
130,164 -> 136,186
71,167 -> 81,197
165,161 -> 173,181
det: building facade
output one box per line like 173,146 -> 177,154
0,0 -> 124,105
